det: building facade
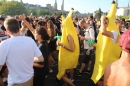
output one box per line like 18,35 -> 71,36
116,7 -> 130,16
23,0 -> 64,14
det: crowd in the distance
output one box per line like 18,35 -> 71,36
0,12 -> 130,86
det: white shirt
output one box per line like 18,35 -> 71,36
111,30 -> 118,43
97,30 -> 118,43
84,27 -> 95,49
0,36 -> 42,86
0,34 -> 9,42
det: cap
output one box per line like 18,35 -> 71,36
119,30 -> 130,53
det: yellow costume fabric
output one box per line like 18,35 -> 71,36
56,16 -> 65,50
57,10 -> 80,80
91,1 -> 121,83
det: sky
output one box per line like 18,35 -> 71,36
17,0 -> 130,13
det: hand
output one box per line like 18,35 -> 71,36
101,15 -> 106,23
79,35 -> 84,40
56,40 -> 62,46
33,63 -> 44,68
19,15 -> 25,20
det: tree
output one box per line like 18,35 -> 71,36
0,1 -> 27,15
54,11 -> 62,16
37,8 -> 45,16
117,16 -> 129,20
75,11 -> 80,14
29,8 -> 37,15
95,8 -> 102,19
45,10 -> 50,15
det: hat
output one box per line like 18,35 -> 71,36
119,30 -> 130,53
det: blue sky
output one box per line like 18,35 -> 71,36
18,0 -> 129,13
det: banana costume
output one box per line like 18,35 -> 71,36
57,10 -> 79,80
91,1 -> 121,83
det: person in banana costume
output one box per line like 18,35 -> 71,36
56,9 -> 79,86
91,0 -> 121,84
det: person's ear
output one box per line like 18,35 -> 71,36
6,29 -> 11,36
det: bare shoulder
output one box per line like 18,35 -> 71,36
67,34 -> 72,37
67,34 -> 73,40
106,61 -> 118,70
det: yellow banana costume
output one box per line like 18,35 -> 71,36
91,1 -> 121,83
57,10 -> 80,80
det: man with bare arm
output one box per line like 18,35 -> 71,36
104,30 -> 130,86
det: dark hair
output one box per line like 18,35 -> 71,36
105,17 -> 109,24
35,20 -> 39,22
89,15 -> 93,19
73,17 -> 78,22
73,22 -> 77,27
4,18 -> 20,34
0,17 -> 4,21
38,21 -> 46,27
25,17 -> 30,23
56,16 -> 60,22
36,26 -> 50,40
125,22 -> 130,29
49,17 -> 56,24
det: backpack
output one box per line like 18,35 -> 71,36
87,26 -> 97,43
92,22 -> 98,43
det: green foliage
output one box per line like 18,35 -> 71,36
117,16 -> 129,20
37,8 -> 44,16
45,10 -> 50,15
29,8 -> 37,15
37,9 -> 50,16
95,8 -> 102,19
0,1 -> 27,15
54,11 -> 62,16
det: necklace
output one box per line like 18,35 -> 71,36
117,60 -> 130,66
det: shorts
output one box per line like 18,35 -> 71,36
12,77 -> 33,86
82,49 -> 95,64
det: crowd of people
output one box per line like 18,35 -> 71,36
0,3 -> 130,86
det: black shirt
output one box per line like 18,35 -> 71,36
25,30 -> 35,40
34,41 -> 49,76
18,21 -> 22,28
55,22 -> 61,35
